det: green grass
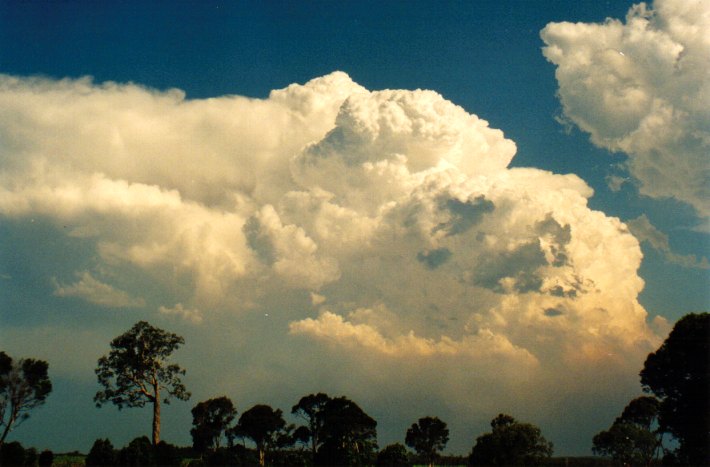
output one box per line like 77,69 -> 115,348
52,452 -> 86,467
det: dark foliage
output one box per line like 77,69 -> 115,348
85,438 -> 116,466
377,443 -> 410,466
469,414 -> 553,466
154,440 -> 181,467
0,441 -> 26,466
191,396 -> 237,452
23,447 -> 37,466
203,445 -> 258,466
640,312 -> 709,465
405,416 -> 449,466
315,396 -> 378,466
0,351 -> 52,447
235,404 -> 286,466
118,436 -> 154,466
38,449 -> 53,467
592,395 -> 662,465
291,392 -> 331,456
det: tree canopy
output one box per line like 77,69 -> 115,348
592,396 -> 661,465
94,321 -> 190,445
469,414 -> 553,466
236,404 -> 286,466
0,351 -> 52,448
315,396 -> 378,466
191,396 -> 237,453
640,312 -> 709,465
377,443 -> 409,466
291,392 -> 331,456
405,416 -> 449,466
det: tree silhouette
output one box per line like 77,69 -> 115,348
593,396 -> 662,465
85,438 -> 116,467
236,404 -> 286,466
377,443 -> 409,466
469,414 -> 552,466
191,396 -> 237,453
405,416 -> 449,466
94,321 -> 190,445
0,351 -> 52,448
640,312 -> 709,465
292,392 -> 331,457
316,396 -> 378,466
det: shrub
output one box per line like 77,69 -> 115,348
38,450 -> 54,467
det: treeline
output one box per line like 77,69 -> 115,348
1,313 -> 707,466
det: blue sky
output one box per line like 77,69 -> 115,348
1,0 -> 708,457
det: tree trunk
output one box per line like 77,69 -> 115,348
152,386 -> 161,445
258,444 -> 265,467
0,407 -> 18,449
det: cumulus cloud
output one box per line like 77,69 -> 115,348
53,271 -> 145,308
0,71 -> 664,450
158,303 -> 203,324
541,0 -> 710,218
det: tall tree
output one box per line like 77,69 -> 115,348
191,396 -> 237,453
469,414 -> 553,466
316,396 -> 378,466
640,312 -> 709,465
0,351 -> 52,448
592,396 -> 662,465
405,416 -> 449,467
236,404 -> 286,466
291,392 -> 331,456
94,321 -> 190,445
377,443 -> 409,467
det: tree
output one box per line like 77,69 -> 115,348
38,449 -> 54,467
640,312 -> 709,465
377,443 -> 409,466
117,436 -> 154,466
0,441 -> 26,467
468,414 -> 553,466
592,396 -> 662,465
405,416 -> 449,467
191,396 -> 237,453
315,396 -> 378,466
291,392 -> 331,457
0,351 -> 52,448
85,438 -> 116,467
94,321 -> 190,445
236,404 -> 286,466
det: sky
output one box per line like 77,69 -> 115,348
0,0 -> 708,457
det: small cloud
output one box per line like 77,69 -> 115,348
158,303 -> 203,324
310,292 -> 326,306
417,247 -> 452,270
627,215 -> 709,269
544,307 -> 564,317
53,271 -> 145,308
605,174 -> 628,192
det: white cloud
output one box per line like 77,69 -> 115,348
0,71 -> 665,450
53,271 -> 145,308
541,0 -> 710,218
158,303 -> 203,324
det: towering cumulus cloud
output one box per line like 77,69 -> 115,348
541,0 -> 710,218
0,72 -> 664,448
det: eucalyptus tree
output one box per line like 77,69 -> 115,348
405,416 -> 449,466
0,351 -> 52,448
95,321 -> 190,445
